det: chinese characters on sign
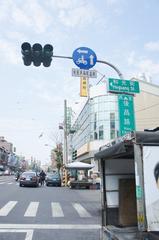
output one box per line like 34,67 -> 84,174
80,77 -> 88,97
118,94 -> 135,136
72,68 -> 97,78
108,78 -> 140,94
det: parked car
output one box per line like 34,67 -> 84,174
0,171 -> 4,176
45,173 -> 61,187
19,171 -> 40,187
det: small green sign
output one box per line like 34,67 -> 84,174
118,94 -> 135,136
136,186 -> 142,199
108,78 -> 140,94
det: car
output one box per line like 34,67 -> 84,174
45,173 -> 61,187
0,171 -> 4,176
19,171 -> 40,187
4,170 -> 11,176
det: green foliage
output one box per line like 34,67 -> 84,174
53,144 -> 63,171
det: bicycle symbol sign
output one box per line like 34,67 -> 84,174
72,47 -> 97,70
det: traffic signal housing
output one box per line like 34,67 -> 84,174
21,42 -> 32,66
21,42 -> 53,67
43,44 -> 53,67
72,150 -> 77,161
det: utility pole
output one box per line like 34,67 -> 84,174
63,99 -> 68,165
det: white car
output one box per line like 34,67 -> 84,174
4,170 -> 10,176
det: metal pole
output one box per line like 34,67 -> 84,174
63,100 -> 68,165
97,59 -> 124,79
53,55 -> 124,79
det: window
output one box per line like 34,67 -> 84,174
99,125 -> 104,140
110,113 -> 115,139
94,132 -> 98,140
94,113 -> 97,130
110,130 -> 115,139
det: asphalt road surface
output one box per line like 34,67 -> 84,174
0,176 -> 101,240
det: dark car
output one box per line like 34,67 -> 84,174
19,171 -> 40,187
45,173 -> 61,187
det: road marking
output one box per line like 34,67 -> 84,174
8,182 -> 13,184
24,202 -> 39,217
0,201 -> 17,216
0,224 -> 101,230
0,182 -> 5,184
73,203 -> 91,218
0,229 -> 33,240
51,202 -> 64,217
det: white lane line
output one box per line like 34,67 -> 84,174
24,202 -> 39,217
0,201 -> 17,216
0,224 -> 101,230
8,182 -> 13,185
0,182 -> 5,184
51,202 -> 64,217
0,229 -> 33,240
72,203 -> 91,218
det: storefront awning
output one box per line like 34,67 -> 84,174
65,161 -> 94,170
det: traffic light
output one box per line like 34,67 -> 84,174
32,43 -> 42,67
43,44 -> 53,67
72,150 -> 77,160
21,42 -> 32,66
21,42 -> 53,67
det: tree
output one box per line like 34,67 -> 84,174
53,143 -> 63,172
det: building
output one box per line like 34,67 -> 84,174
0,136 -> 13,153
68,79 -> 159,172
0,137 -> 14,170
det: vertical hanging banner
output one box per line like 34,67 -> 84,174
80,77 -> 88,97
118,94 -> 135,136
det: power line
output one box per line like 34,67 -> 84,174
135,102 -> 159,112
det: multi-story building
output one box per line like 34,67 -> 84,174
0,137 -> 13,170
0,136 -> 13,153
68,79 -> 159,172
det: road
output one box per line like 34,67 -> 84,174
0,176 -> 101,240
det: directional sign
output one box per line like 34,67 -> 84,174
72,68 -> 97,78
118,94 -> 135,136
108,78 -> 140,94
72,47 -> 97,70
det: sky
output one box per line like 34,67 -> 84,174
0,0 -> 159,164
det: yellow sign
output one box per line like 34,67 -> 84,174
80,77 -> 88,97
137,213 -> 144,223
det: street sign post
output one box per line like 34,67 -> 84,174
72,68 -> 97,78
108,78 -> 140,94
118,94 -> 135,136
72,47 -> 97,70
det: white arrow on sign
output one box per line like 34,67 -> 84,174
89,55 -> 94,65
77,49 -> 88,54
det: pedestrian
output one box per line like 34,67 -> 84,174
39,170 -> 46,186
15,170 -> 20,181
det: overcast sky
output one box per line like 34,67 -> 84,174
0,0 -> 159,164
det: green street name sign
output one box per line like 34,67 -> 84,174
108,78 -> 140,94
118,94 -> 135,136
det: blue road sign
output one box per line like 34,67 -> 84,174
72,47 -> 97,70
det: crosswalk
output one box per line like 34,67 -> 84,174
0,182 -> 14,185
0,176 -> 15,185
0,201 -> 98,218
